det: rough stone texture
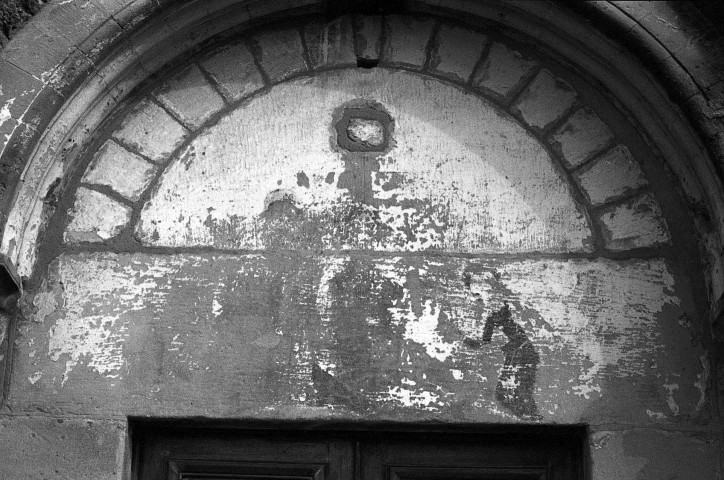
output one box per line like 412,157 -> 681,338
0,416 -> 126,480
0,58 -> 44,150
511,69 -> 577,131
382,16 -> 435,69
305,16 -> 357,69
589,429 -> 720,480
0,0 -> 43,42
0,7 -> 722,479
347,118 -> 384,146
10,252 -> 707,425
472,42 -> 538,102
64,187 -> 131,244
598,193 -> 671,251
429,24 -> 486,83
199,43 -> 265,103
253,28 -> 308,82
81,140 -> 157,202
573,145 -> 648,206
136,69 -> 592,253
154,64 -> 226,130
354,14 -> 382,61
111,99 -> 188,163
550,108 -> 616,169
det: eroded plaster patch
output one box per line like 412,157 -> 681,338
14,252 -> 702,422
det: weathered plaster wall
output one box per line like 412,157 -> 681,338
0,2 -> 724,480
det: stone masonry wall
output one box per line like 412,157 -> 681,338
0,2 -> 724,480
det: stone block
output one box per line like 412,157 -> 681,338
81,140 -> 158,202
34,0 -> 110,52
382,16 -> 436,69
617,2 -> 702,55
0,416 -> 125,480
253,28 -> 308,82
64,187 -> 132,244
598,193 -> 671,251
246,0 -> 320,21
199,43 -> 265,103
590,429 -> 720,480
0,19 -> 74,78
429,24 -> 486,83
550,107 -> 615,169
472,42 -> 538,102
154,64 -> 226,130
511,69 -> 577,131
0,59 -> 44,138
305,16 -> 357,69
111,98 -> 188,163
353,15 -> 383,61
9,252 -> 705,425
573,145 -> 648,206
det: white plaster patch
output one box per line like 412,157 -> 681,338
400,297 -> 456,362
43,254 -> 181,385
17,252 -> 698,422
64,188 -> 132,243
489,258 -> 680,399
663,383 -> 680,415
0,97 -> 15,128
382,384 -> 444,411
137,68 -> 591,253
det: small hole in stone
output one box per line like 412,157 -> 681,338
357,57 -> 379,69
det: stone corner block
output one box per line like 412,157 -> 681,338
598,193 -> 671,251
573,145 -> 648,206
429,24 -> 486,83
550,107 -> 615,169
111,98 -> 188,163
0,415 -> 126,480
589,429 -> 720,480
82,140 -> 158,202
154,64 -> 226,130
511,69 -> 578,131
64,187 -> 132,244
472,42 -> 538,101
305,16 -> 357,69
253,28 -> 308,82
199,43 -> 265,103
382,15 -> 436,69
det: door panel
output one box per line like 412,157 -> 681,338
132,425 -> 584,480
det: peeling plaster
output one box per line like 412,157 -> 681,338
137,69 -> 591,253
0,98 -> 15,128
13,252 -> 703,422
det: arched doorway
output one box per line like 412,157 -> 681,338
0,2 -> 722,479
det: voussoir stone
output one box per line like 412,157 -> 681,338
305,16 -> 357,69
382,15 -> 436,69
64,187 -> 132,244
253,28 -> 308,82
573,145 -> 648,206
472,42 -> 539,101
154,64 -> 226,130
550,107 -> 615,169
598,193 -> 671,251
430,24 -> 486,83
511,69 -> 578,131
82,140 -> 158,202
111,99 -> 188,163
199,42 -> 266,103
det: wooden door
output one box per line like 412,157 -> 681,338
133,425 -> 584,480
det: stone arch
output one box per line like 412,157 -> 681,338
0,2 -> 723,479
